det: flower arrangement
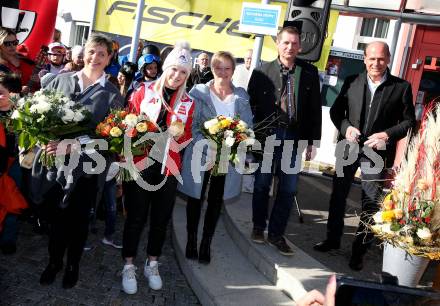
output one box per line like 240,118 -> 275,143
202,115 -> 255,176
96,109 -> 159,180
371,103 -> 440,259
11,89 -> 90,167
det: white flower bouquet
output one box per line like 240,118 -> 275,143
11,89 -> 90,167
202,115 -> 255,176
371,102 -> 440,259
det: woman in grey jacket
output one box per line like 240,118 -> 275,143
37,34 -> 123,289
178,51 -> 252,264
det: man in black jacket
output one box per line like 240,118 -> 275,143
186,52 -> 213,90
314,41 -> 416,270
248,26 -> 321,256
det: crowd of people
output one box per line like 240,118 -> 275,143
0,22 -> 416,305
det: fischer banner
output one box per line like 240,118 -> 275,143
0,0 -> 58,60
93,0 -> 288,61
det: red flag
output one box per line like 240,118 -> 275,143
0,0 -> 58,60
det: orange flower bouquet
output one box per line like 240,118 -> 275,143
96,109 -> 159,180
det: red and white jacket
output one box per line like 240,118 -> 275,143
128,81 -> 194,176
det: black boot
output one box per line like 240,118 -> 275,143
40,262 -> 63,285
198,235 -> 212,264
185,232 -> 198,260
62,264 -> 79,289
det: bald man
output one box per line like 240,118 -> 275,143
232,49 -> 253,90
314,41 -> 415,271
187,52 -> 213,90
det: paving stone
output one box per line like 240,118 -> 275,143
0,214 -> 200,306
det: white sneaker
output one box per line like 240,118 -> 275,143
144,260 -> 162,290
121,264 -> 137,294
102,237 -> 122,249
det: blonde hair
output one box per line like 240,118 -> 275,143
211,51 -> 236,72
153,68 -> 189,106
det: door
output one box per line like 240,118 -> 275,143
396,26 -> 440,166
406,26 -> 440,109
412,49 -> 440,119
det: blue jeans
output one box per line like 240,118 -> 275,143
103,179 -> 117,239
252,128 -> 299,238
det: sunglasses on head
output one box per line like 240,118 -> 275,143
3,40 -> 19,47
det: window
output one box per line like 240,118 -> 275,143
355,17 -> 390,51
73,23 -> 89,46
357,43 -> 368,52
360,18 -> 389,38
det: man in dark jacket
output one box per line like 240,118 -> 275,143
313,41 -> 416,271
248,26 -> 321,256
186,52 -> 213,90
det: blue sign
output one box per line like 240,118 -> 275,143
239,3 -> 281,36
242,7 -> 279,28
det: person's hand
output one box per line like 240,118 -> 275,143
345,126 -> 361,143
305,145 -> 317,161
364,132 -> 389,150
44,140 -> 71,156
296,275 -> 336,306
297,289 -> 325,306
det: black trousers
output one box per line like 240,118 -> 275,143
47,175 -> 96,267
186,171 -> 226,238
122,164 -> 177,258
327,154 -> 384,257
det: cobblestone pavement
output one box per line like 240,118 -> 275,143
0,214 -> 200,306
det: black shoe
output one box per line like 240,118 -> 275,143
185,233 -> 198,260
1,243 -> 16,255
40,262 -> 63,285
62,264 -> 79,289
313,240 -> 340,252
251,228 -> 265,244
349,255 -> 364,271
267,236 -> 294,256
198,236 -> 212,264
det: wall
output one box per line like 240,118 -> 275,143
55,0 -> 95,47
332,15 -> 359,49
